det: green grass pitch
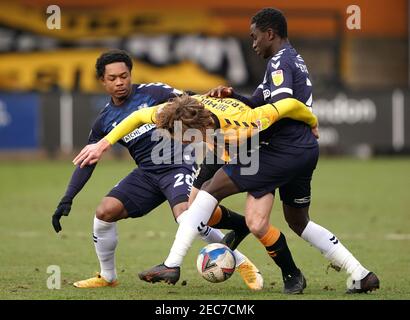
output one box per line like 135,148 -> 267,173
0,157 -> 409,300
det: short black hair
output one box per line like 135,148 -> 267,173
251,8 -> 288,38
95,49 -> 133,78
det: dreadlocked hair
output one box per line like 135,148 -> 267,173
156,94 -> 214,137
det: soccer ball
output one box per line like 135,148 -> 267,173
196,243 -> 236,283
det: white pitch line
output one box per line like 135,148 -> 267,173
384,233 -> 410,240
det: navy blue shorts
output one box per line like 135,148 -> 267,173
106,165 -> 196,218
223,144 -> 319,208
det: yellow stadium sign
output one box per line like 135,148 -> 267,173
0,50 -> 227,92
0,3 -> 226,40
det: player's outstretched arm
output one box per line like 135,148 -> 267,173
72,106 -> 159,168
245,98 -> 318,137
104,106 -> 159,145
52,196 -> 73,233
73,139 -> 111,168
272,98 -> 318,128
52,162 -> 97,232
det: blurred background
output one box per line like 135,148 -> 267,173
0,0 -> 409,157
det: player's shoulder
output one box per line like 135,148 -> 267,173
268,44 -> 301,69
96,101 -> 111,118
89,101 -> 110,132
134,82 -> 182,95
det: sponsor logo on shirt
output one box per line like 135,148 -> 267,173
123,123 -> 156,143
263,89 -> 271,100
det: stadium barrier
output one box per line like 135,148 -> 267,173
0,90 -> 409,156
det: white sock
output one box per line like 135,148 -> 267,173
165,191 -> 218,267
93,216 -> 118,282
301,221 -> 369,280
198,227 -> 245,267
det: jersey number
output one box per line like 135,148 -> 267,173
174,173 -> 194,188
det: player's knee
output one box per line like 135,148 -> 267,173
287,221 -> 306,236
95,198 -> 125,222
245,214 -> 268,238
95,204 -> 114,222
283,204 -> 310,236
172,202 -> 189,220
285,214 -> 309,236
202,172 -> 238,201
201,180 -> 216,194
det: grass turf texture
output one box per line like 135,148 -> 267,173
0,157 -> 409,300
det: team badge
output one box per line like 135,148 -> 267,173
271,70 -> 284,86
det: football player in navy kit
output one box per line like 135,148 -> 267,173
137,8 -> 379,294
51,49 -> 263,289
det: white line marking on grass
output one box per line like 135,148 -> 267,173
385,233 -> 410,240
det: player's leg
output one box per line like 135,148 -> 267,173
189,186 -> 263,290
280,146 -> 379,293
73,196 -> 127,288
139,165 -> 262,289
192,162 -> 250,250
158,142 -> 299,271
139,199 -> 251,285
139,165 -> 240,285
74,168 -> 166,288
245,193 -> 306,294
283,204 -> 379,293
284,204 -> 379,293
161,168 -> 239,270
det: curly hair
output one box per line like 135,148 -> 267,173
251,8 -> 287,38
156,95 -> 214,138
95,49 -> 133,79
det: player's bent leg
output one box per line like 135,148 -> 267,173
74,197 -> 127,288
208,206 -> 251,251
188,190 -> 262,290
283,204 -> 380,293
247,194 -> 306,294
192,186 -> 250,250
201,168 -> 240,201
138,201 -> 262,289
141,169 -> 241,284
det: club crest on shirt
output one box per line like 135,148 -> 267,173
271,70 -> 284,86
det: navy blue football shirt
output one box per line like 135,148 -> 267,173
89,83 -> 185,170
235,43 -> 317,147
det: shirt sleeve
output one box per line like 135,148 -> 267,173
62,114 -> 105,201
221,98 -> 317,139
87,114 -> 106,144
231,91 -> 263,108
63,164 -> 97,201
105,106 -> 158,145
